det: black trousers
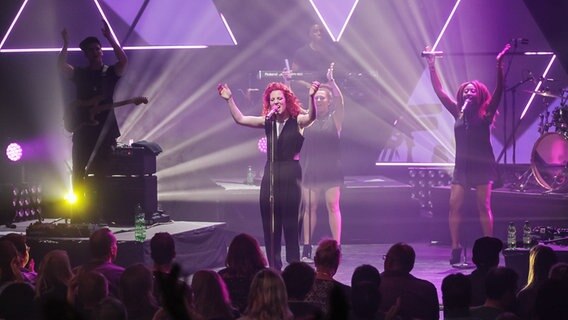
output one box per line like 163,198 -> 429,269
71,133 -> 115,222
259,160 -> 302,270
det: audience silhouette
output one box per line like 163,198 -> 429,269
2,229 -> 567,320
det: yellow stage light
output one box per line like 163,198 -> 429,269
64,191 -> 78,205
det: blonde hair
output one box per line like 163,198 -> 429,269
523,245 -> 557,290
35,250 -> 73,298
244,269 -> 293,320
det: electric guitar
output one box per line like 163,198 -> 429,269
64,96 -> 149,132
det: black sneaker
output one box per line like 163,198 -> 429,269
301,244 -> 314,264
450,247 -> 462,265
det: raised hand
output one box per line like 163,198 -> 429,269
61,28 -> 69,46
10,256 -> 22,282
424,46 -> 436,66
102,20 -> 111,39
309,81 -> 321,97
497,43 -> 511,64
327,62 -> 335,82
217,83 -> 232,101
282,68 -> 292,82
385,297 -> 401,320
155,264 -> 192,320
28,258 -> 35,273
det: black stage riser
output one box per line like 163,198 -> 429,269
429,187 -> 568,246
162,179 -> 567,246
79,176 -> 158,226
162,184 -> 425,245
27,221 -> 227,275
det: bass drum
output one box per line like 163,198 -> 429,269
531,132 -> 568,192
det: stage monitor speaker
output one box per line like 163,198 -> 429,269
82,176 -> 157,226
105,146 -> 157,176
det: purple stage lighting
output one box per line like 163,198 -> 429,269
6,143 -> 23,162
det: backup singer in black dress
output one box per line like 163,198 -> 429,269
300,63 -> 345,260
425,43 -> 510,265
217,81 -> 319,270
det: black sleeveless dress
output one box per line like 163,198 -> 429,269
301,112 -> 343,189
260,117 -> 303,270
452,110 -> 497,187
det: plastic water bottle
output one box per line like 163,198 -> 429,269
246,165 -> 254,185
507,222 -> 517,250
523,221 -> 532,248
134,203 -> 146,242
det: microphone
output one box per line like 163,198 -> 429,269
538,76 -> 555,82
528,72 -> 555,82
421,51 -> 444,57
510,38 -> 529,45
266,106 -> 279,118
528,71 -> 535,82
460,98 -> 471,114
247,88 -> 260,92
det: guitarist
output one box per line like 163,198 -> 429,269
58,21 -> 128,219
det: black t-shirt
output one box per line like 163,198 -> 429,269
293,44 -> 334,82
71,65 -> 121,140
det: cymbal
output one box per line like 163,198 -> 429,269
525,90 -> 561,99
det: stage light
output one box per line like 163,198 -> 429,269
1,183 -> 42,225
409,169 -> 416,178
409,167 -> 452,219
64,191 -> 78,205
258,137 -> 267,153
308,0 -> 359,42
6,142 -> 23,162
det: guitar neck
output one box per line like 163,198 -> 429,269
112,99 -> 138,108
96,99 -> 139,113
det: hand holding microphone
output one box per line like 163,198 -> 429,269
266,105 -> 279,119
527,71 -> 555,83
461,98 -> 471,114
421,51 -> 444,57
422,46 -> 441,68
282,59 -> 292,82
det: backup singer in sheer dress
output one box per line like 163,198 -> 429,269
299,63 -> 345,261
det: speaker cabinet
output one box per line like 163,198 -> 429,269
82,176 -> 157,226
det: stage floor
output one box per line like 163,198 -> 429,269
1,219 -> 230,275
163,175 -> 423,244
163,174 -> 568,245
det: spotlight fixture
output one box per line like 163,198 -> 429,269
258,137 -> 267,154
0,183 -> 42,225
408,167 -> 452,219
6,142 -> 23,162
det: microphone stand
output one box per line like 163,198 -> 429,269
267,113 -> 277,268
496,75 -> 533,164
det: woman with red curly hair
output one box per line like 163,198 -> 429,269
218,81 -> 319,270
425,43 -> 510,265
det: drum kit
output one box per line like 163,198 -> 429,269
527,89 -> 568,193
